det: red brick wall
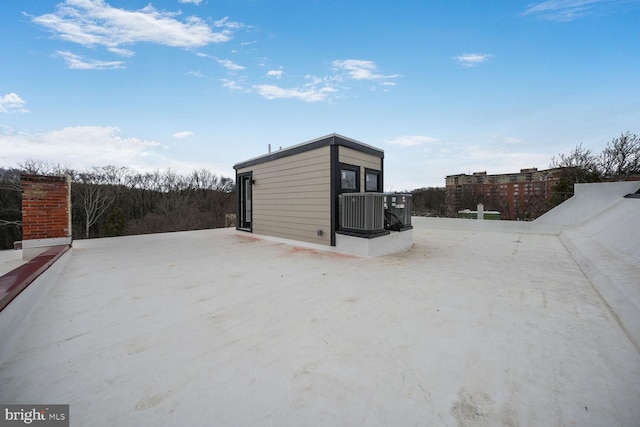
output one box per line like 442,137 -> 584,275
21,174 -> 71,241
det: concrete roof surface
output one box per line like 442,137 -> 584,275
1,219 -> 639,426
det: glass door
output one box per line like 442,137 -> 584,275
238,173 -> 252,230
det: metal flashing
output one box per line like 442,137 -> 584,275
233,133 -> 384,170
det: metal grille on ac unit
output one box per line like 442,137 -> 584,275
340,193 -> 386,235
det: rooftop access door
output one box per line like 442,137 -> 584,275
238,172 -> 252,231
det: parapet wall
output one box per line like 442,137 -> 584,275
558,197 -> 640,353
536,181 -> 640,352
534,181 -> 640,227
411,216 -> 560,235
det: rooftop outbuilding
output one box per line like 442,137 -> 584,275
233,134 -> 390,248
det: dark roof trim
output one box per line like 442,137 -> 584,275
0,245 -> 70,313
233,133 -> 384,170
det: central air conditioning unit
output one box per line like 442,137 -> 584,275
384,194 -> 413,231
340,193 -> 387,236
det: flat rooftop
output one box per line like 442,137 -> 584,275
1,213 -> 639,425
0,249 -> 23,277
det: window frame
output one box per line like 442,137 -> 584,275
364,168 -> 381,192
339,163 -> 360,193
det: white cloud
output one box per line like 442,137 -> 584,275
173,131 -> 194,139
187,70 -> 203,77
386,135 -> 438,147
0,126 -> 160,169
454,53 -> 493,67
57,50 -> 124,69
31,0 -> 243,55
266,69 -> 283,78
107,47 -> 134,57
213,17 -> 244,30
179,0 -> 203,4
245,60 -> 397,102
332,59 -> 399,81
0,93 -> 29,113
253,84 -> 332,102
0,125 -> 235,177
522,0 -> 609,21
221,79 -> 251,92
217,58 -> 245,71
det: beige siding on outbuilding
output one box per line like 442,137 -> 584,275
237,146 -> 331,245
339,146 -> 382,190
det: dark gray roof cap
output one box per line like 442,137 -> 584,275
234,133 -> 384,170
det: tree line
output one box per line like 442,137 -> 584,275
0,162 -> 235,250
408,187 -> 447,217
549,131 -> 640,205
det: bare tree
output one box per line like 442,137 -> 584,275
74,171 -> 115,238
549,144 -> 603,205
18,159 -> 71,176
101,165 -> 132,186
550,143 -> 601,180
0,168 -> 23,248
599,132 -> 640,181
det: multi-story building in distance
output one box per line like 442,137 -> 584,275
445,168 -> 562,220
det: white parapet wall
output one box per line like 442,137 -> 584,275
412,216 -> 561,235
335,229 -> 413,257
535,181 -> 640,227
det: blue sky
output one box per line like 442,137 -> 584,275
1,0 -> 639,189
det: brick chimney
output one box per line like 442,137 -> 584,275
20,174 -> 72,259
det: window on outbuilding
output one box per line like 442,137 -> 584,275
365,168 -> 381,192
340,163 -> 360,192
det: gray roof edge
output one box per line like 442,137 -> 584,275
233,133 -> 384,170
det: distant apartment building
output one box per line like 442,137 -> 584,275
445,168 -> 562,220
